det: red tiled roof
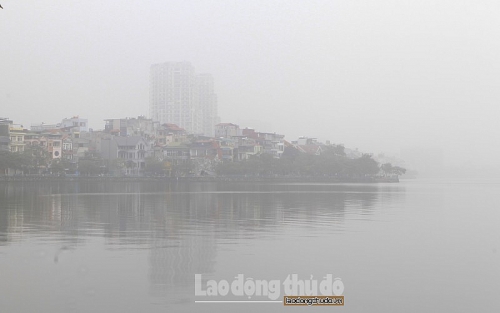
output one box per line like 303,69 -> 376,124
162,123 -> 185,132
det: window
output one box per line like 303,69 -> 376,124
166,150 -> 177,157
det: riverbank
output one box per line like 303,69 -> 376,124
0,175 -> 399,183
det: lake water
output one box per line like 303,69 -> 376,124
0,179 -> 498,312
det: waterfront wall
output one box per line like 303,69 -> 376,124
0,175 -> 399,183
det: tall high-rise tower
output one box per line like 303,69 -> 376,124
196,73 -> 218,137
149,62 -> 218,136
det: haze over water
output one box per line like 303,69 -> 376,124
2,1 -> 500,311
2,1 -> 500,169
0,179 -> 498,312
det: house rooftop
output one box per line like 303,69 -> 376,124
216,123 -> 239,127
297,144 -> 323,155
162,123 -> 186,132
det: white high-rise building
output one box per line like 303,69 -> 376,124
149,62 -> 218,136
195,73 -> 218,137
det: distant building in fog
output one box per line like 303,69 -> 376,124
291,137 -> 324,156
0,119 -> 27,153
61,116 -> 89,132
215,123 -> 240,138
31,116 -> 90,134
196,73 -> 219,137
104,116 -> 158,138
0,118 -> 13,152
149,62 -> 218,136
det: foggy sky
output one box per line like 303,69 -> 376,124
1,1 -> 500,169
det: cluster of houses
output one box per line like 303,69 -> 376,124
0,116 -> 362,176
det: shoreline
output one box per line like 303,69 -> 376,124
0,176 -> 399,183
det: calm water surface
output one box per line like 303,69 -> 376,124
0,180 -> 498,312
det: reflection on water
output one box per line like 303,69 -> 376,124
0,182 -> 387,244
0,182 -> 385,282
1,180 -> 498,312
0,182 -> 389,308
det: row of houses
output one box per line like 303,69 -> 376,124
1,115 -> 344,176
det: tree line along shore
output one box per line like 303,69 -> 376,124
1,144 -> 405,182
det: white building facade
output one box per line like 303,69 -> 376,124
149,62 -> 218,136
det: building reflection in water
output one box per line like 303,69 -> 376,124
0,181 -> 405,299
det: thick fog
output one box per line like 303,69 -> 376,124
1,0 -> 500,172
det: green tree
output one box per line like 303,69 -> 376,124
326,144 -> 346,157
108,158 -> 125,176
78,159 -> 100,176
0,151 -> 16,174
144,157 -> 166,176
24,145 -> 50,174
391,166 -> 406,176
216,146 -> 383,179
50,158 -> 75,175
281,146 -> 300,160
50,159 -> 65,175
0,150 -> 33,174
381,163 -> 393,176
354,154 -> 379,176
381,163 -> 406,176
